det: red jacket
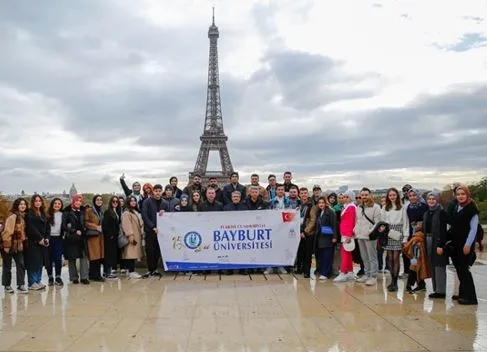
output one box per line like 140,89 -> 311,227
340,204 -> 356,238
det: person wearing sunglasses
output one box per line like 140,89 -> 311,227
102,196 -> 121,280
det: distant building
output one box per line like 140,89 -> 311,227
69,184 -> 78,198
373,188 -> 389,197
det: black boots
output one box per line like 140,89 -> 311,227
387,277 -> 398,292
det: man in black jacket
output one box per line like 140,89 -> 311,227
199,188 -> 224,212
283,171 -> 298,197
182,174 -> 204,196
198,188 -> 223,275
296,188 -> 314,278
222,172 -> 246,205
245,186 -> 269,210
141,184 -> 169,278
224,192 -> 248,211
222,191 -> 247,275
203,177 -> 224,203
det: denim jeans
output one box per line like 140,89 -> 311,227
28,266 -> 42,286
48,236 -> 63,278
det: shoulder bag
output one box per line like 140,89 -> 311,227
318,211 -> 335,236
118,228 -> 129,248
361,206 -> 375,226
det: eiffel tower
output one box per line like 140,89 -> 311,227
189,8 -> 234,186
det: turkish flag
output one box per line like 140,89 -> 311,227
282,212 -> 294,222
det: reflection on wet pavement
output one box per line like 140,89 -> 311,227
0,255 -> 486,351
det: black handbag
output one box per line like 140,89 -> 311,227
85,229 -> 100,237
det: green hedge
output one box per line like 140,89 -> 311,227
477,201 -> 487,224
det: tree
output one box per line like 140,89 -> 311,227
470,176 -> 487,201
0,196 -> 11,225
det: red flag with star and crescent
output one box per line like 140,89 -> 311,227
282,212 -> 294,223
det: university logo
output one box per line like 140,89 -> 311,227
184,231 -> 202,250
288,228 -> 297,238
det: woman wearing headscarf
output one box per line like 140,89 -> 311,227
423,190 -> 448,299
169,176 -> 183,199
448,185 -> 478,305
62,194 -> 89,284
405,188 -> 428,292
84,195 -> 105,282
121,196 -> 144,279
334,190 -> 357,283
102,196 -> 121,280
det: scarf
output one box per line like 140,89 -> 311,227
408,188 -> 424,208
92,194 -> 103,218
402,231 -> 432,280
341,202 -> 357,216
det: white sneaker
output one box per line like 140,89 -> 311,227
356,275 -> 368,283
128,272 -> 142,279
277,267 -> 287,275
346,272 -> 356,280
120,269 -> 127,274
263,267 -> 273,275
365,277 -> 377,286
28,283 -> 40,291
17,285 -> 28,294
333,273 -> 348,283
319,275 -> 327,281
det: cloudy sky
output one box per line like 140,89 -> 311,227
1,0 -> 487,194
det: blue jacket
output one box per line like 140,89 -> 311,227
163,196 -> 180,212
269,196 -> 291,209
141,197 -> 169,234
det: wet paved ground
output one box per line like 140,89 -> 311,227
0,252 -> 486,352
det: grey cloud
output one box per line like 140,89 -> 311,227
0,1 -> 486,193
230,83 -> 487,174
252,49 -> 381,111
0,0 -> 247,148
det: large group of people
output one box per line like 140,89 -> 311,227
0,171 -> 482,305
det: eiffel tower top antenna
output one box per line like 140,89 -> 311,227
188,7 -> 235,186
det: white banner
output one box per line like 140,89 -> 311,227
156,209 -> 300,271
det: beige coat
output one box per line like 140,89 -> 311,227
84,207 -> 104,260
121,210 -> 144,260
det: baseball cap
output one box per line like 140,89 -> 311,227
313,184 -> 321,190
